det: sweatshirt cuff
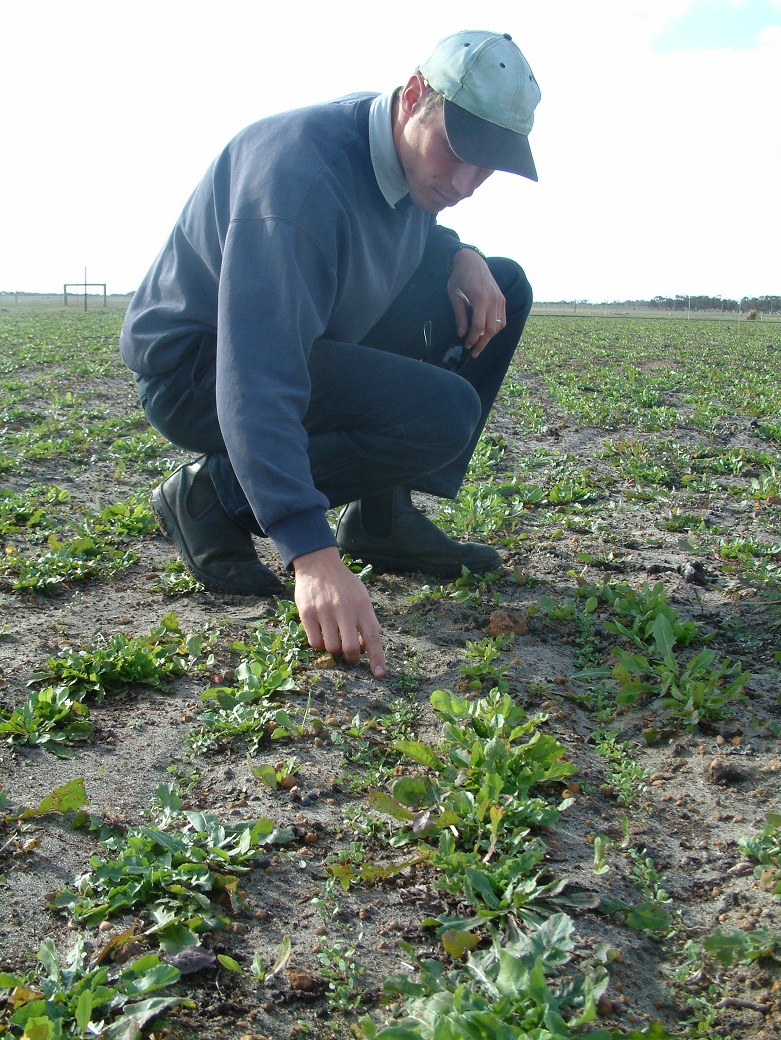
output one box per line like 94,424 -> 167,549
266,508 -> 338,569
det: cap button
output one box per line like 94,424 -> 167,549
503,33 -> 512,40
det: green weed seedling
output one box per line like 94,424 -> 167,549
54,784 -> 294,946
747,466 -> 781,503
460,633 -> 514,693
0,485 -> 70,536
463,431 -> 509,480
190,601 -> 309,753
28,612 -> 195,698
703,927 -> 781,967
84,494 -> 157,541
738,811 -> 781,893
152,558 -> 206,595
600,581 -> 701,652
595,612 -> 749,730
392,650 -> 425,697
364,689 -> 576,925
0,686 -> 92,758
535,595 -> 577,622
0,937 -> 185,1040
217,935 -> 292,984
332,696 -> 423,795
360,914 -> 646,1040
616,819 -> 673,935
316,936 -> 366,1011
592,728 -> 648,807
501,377 -> 549,432
5,535 -> 135,594
410,566 -> 501,606
438,482 -> 524,540
247,753 -> 301,790
658,647 -> 749,729
1,617 -> 199,757
1,488 -> 157,593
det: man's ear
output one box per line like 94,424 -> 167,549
398,73 -> 427,118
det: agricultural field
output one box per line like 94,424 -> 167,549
0,306 -> 780,1040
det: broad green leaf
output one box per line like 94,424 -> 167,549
247,761 -> 278,790
390,776 -> 436,809
75,989 -> 92,1036
442,929 -> 479,959
21,1018 -> 55,1040
702,930 -> 746,967
525,957 -> 553,1006
392,740 -> 445,771
626,902 -> 672,932
373,1028 -> 424,1039
17,779 -> 88,820
367,789 -> 414,821
653,613 -> 676,659
101,997 -> 183,1040
0,972 -> 25,987
464,867 -> 502,910
217,954 -> 244,974
160,612 -> 180,632
430,689 -> 470,720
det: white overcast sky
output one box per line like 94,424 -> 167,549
1,0 -> 779,302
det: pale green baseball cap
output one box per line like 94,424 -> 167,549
419,30 -> 541,181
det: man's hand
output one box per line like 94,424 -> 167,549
293,546 -> 387,678
448,248 -> 506,357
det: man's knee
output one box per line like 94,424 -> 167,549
425,375 -> 482,461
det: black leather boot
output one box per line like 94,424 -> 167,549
151,456 -> 283,595
336,486 -> 501,579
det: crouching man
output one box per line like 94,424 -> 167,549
121,30 -> 541,678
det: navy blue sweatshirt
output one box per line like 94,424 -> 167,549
121,93 -> 461,564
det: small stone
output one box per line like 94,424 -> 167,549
288,968 -> 318,992
680,559 -> 707,585
486,609 -> 527,637
597,996 -> 613,1017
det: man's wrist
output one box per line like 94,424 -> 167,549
446,242 -> 486,274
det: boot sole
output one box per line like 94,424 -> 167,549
150,486 -> 283,596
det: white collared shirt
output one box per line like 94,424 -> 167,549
368,90 -> 409,208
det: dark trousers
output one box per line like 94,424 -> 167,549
136,255 -> 532,535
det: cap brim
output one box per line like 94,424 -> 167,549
443,99 -> 538,181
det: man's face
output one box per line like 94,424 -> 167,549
399,90 -> 494,213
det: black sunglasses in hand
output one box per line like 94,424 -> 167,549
423,289 -> 474,374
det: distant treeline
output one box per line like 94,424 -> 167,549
541,294 -> 779,313
651,295 -> 778,313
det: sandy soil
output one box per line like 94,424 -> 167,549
1,313 -> 780,1040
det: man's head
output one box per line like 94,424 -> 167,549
418,30 -> 540,182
